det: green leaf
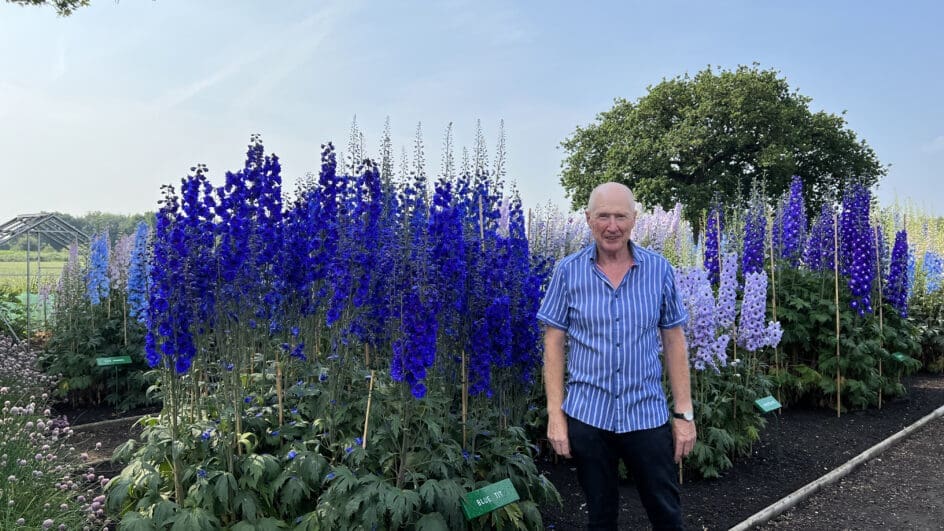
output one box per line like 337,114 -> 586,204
169,508 -> 219,531
118,512 -> 159,531
280,477 -> 310,508
385,487 -> 421,529
235,491 -> 259,522
215,472 -> 237,509
414,512 -> 450,531
151,500 -> 179,527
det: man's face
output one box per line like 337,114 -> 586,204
586,192 -> 636,255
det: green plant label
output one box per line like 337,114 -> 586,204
95,355 -> 132,366
461,478 -> 520,520
892,352 -> 908,362
754,395 -> 782,413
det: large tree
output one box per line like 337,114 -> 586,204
560,65 -> 885,228
6,0 -> 90,16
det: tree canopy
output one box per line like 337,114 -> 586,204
560,65 -> 885,229
6,0 -> 90,16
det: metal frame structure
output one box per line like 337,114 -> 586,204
0,213 -> 89,347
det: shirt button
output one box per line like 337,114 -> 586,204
616,342 -> 621,347
615,317 -> 620,321
616,368 -> 621,373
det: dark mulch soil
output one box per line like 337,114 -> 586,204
55,402 -> 157,470
759,414 -> 944,531
538,373 -> 944,530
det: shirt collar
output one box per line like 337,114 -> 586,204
588,240 -> 645,265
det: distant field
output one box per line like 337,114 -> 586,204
0,261 -> 65,292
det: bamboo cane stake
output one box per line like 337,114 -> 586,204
276,351 -> 284,427
361,370 -> 375,449
462,350 -> 469,450
874,226 -> 884,409
768,207 -> 781,402
834,211 -> 841,418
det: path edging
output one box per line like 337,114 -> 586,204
728,403 -> 944,531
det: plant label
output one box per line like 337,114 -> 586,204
95,355 -> 132,366
461,478 -> 520,520
755,395 -> 782,413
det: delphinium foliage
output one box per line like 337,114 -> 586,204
42,229 -> 154,411
0,337 -> 110,529
107,134 -> 559,530
772,186 -> 922,410
889,205 -> 944,372
674,248 -> 780,478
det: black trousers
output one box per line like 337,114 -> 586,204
567,416 -> 684,530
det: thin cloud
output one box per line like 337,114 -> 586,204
53,34 -> 67,80
234,1 -> 356,110
924,135 -> 944,153
154,1 -> 354,113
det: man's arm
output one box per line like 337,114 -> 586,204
544,325 -> 571,458
661,325 -> 696,463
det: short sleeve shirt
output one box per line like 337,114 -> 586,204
537,242 -> 688,433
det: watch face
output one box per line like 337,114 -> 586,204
674,411 -> 693,421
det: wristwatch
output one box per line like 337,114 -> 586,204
672,410 -> 694,421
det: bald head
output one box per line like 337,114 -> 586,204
587,182 -> 636,215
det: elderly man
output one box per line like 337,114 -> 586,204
537,182 -> 695,530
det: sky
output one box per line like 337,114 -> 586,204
1,0 -> 943,220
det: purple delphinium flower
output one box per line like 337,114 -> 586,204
924,250 -> 943,294
127,222 -> 150,323
86,232 -> 110,305
737,271 -> 782,352
773,176 -> 807,266
883,229 -> 909,317
677,267 -> 729,372
839,185 -> 876,315
704,204 -> 724,285
716,252 -> 739,331
109,233 -> 134,292
804,203 -> 837,272
741,197 -> 766,276
391,287 -> 438,399
906,245 -> 916,299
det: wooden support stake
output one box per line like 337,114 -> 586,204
834,211 -> 841,418
874,226 -> 885,409
462,350 -> 469,450
362,370 -> 375,449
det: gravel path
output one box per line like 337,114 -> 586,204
758,416 -> 944,530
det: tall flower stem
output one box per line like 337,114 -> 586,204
167,362 -> 185,503
833,211 -> 841,417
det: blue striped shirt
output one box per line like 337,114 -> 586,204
537,242 -> 688,433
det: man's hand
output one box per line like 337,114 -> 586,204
547,412 -> 571,458
672,418 -> 696,463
